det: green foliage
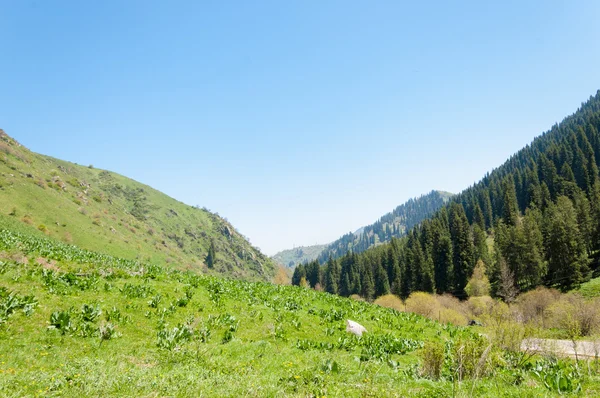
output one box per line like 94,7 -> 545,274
532,359 -> 582,394
0,132 -> 277,282
0,288 -> 38,325
296,91 -> 600,302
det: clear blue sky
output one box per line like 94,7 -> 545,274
2,1 -> 600,254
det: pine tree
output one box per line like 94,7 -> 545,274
324,258 -> 341,295
360,260 -> 375,300
374,264 -> 390,297
502,177 -> 520,226
432,231 -> 453,293
291,263 -> 306,286
449,203 -> 474,296
544,196 -> 590,290
205,241 -> 216,269
305,260 -> 321,288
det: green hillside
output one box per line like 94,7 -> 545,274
1,220 -> 598,397
272,244 -> 327,268
0,130 -> 275,281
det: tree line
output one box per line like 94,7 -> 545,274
316,190 -> 452,264
293,91 -> 600,300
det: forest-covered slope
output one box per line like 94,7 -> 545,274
294,90 -> 600,300
0,130 -> 275,281
315,190 -> 453,264
272,244 -> 328,268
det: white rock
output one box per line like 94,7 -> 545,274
346,319 -> 367,337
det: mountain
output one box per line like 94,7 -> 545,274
0,130 -> 275,281
294,90 -> 600,300
272,191 -> 452,269
316,190 -> 453,264
272,244 -> 328,268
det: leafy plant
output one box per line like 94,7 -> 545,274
49,310 -> 76,335
80,304 -> 102,322
532,359 -> 582,394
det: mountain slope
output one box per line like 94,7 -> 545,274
294,90 -> 600,300
0,130 -> 275,281
316,190 -> 453,263
272,244 -> 328,268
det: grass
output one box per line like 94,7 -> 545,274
2,224 -> 600,396
578,277 -> 600,298
0,131 -> 275,281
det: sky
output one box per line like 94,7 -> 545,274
1,1 -> 600,255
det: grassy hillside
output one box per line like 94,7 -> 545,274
0,130 -> 274,281
1,221 -> 599,396
272,244 -> 327,268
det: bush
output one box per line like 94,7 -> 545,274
480,300 -> 532,352
439,308 -> 468,326
466,296 -> 494,319
516,287 -> 561,327
546,293 -> 600,337
374,294 -> 404,312
405,292 -> 439,318
420,341 -> 445,380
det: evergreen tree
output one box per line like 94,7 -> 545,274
374,264 -> 390,297
449,203 -> 474,296
205,241 -> 216,269
291,263 -> 305,286
502,177 -> 520,226
432,231 -> 453,293
324,258 -> 341,295
544,196 -> 590,290
360,260 -> 375,300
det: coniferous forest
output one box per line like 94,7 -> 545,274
315,190 -> 452,264
293,91 -> 600,300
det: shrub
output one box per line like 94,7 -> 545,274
405,292 -> 439,318
439,308 -> 468,326
546,293 -> 600,337
374,294 -> 404,312
466,296 -> 494,319
450,335 -> 491,381
480,300 -> 532,352
420,341 -> 445,380
516,287 -> 561,327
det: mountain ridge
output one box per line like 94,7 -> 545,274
0,130 -> 275,281
272,190 -> 453,268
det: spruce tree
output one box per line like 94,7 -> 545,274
544,196 -> 590,290
205,241 -> 216,269
449,203 -> 474,296
374,264 -> 390,297
361,261 -> 375,300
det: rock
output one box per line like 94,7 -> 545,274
346,320 -> 367,337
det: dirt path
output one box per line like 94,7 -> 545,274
521,338 -> 600,359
